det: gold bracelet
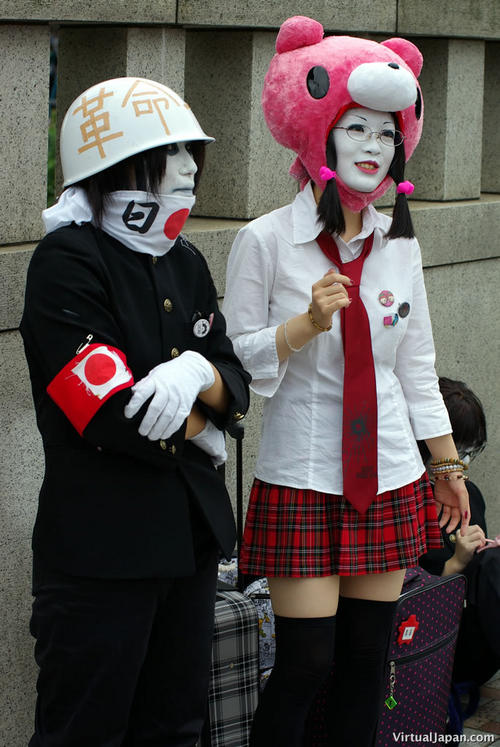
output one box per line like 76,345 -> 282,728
283,319 -> 304,353
430,457 -> 467,469
308,303 -> 332,332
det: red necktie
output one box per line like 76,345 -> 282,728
316,231 -> 378,513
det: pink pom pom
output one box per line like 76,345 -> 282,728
396,180 -> 415,195
319,166 -> 337,181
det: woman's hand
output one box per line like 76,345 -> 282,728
443,524 -> 486,575
276,269 -> 353,361
434,477 -> 470,535
310,269 -> 352,329
454,524 -> 487,567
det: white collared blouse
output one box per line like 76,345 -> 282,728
223,182 -> 451,495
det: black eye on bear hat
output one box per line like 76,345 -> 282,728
307,66 -> 330,99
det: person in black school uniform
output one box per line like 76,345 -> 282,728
419,377 -> 499,689
21,76 -> 250,747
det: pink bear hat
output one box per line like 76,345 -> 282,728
262,16 -> 424,211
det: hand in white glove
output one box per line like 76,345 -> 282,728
124,351 -> 215,440
189,419 -> 227,467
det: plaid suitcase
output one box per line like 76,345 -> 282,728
200,589 -> 259,747
305,568 -> 466,745
200,425 -> 260,747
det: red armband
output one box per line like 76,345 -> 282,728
47,344 -> 134,435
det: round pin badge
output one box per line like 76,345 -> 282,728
193,318 -> 210,338
378,290 -> 395,307
398,302 -> 410,318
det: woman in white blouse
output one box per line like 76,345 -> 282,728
223,17 -> 469,746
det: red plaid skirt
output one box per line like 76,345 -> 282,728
239,475 -> 442,577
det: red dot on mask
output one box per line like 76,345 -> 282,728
84,353 -> 116,386
164,209 -> 190,240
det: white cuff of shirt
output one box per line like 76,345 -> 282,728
234,325 -> 288,398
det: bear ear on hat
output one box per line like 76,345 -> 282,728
276,15 -> 324,54
381,38 -> 423,78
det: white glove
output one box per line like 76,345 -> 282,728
189,419 -> 228,467
124,350 -> 215,440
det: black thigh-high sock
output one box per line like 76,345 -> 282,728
250,614 -> 336,747
327,597 -> 397,747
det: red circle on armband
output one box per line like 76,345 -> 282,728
164,209 -> 190,240
84,353 -> 117,386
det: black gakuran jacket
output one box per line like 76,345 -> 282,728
21,223 -> 250,579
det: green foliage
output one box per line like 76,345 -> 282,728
47,108 -> 57,207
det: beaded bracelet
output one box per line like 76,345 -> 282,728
430,457 -> 467,470
434,473 -> 469,481
308,303 -> 332,332
433,471 -> 466,479
431,464 -> 468,474
283,319 -> 304,353
432,464 -> 468,471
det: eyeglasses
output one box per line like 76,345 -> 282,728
333,124 -> 405,147
456,442 -> 486,464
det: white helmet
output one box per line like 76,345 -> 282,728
60,77 -> 214,187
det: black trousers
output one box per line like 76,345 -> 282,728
29,551 -> 219,746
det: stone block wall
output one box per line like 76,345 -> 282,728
1,2 -> 499,742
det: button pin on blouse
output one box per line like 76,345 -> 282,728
378,290 -> 395,307
383,313 -> 399,327
398,302 -> 410,318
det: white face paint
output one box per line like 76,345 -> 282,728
332,108 -> 395,193
160,142 -> 198,195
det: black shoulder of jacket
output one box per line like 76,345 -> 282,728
29,223 -> 105,273
36,223 -> 99,250
175,234 -> 212,270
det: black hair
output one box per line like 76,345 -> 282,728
386,136 -> 415,239
317,130 -> 345,236
418,377 -> 487,463
316,127 -> 415,239
75,141 -> 205,226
